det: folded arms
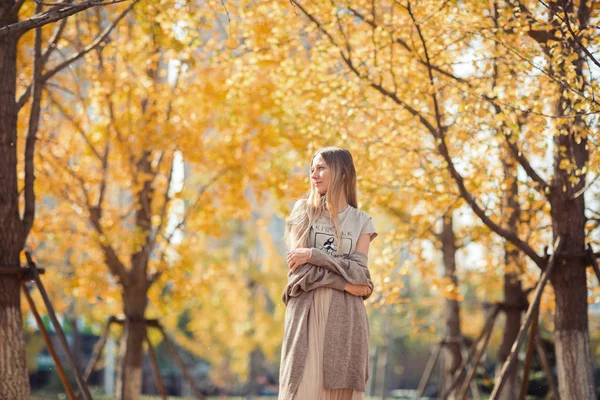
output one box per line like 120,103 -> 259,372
282,248 -> 374,305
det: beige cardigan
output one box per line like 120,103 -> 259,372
279,249 -> 374,400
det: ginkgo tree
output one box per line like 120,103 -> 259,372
31,2 -> 243,398
281,0 -> 600,398
0,0 -> 135,398
32,1 -> 317,398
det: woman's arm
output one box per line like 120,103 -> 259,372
344,234 -> 373,297
305,234 -> 374,299
286,221 -> 350,293
308,236 -> 373,281
285,206 -> 373,297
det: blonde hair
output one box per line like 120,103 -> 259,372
284,147 -> 358,255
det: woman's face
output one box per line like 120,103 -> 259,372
310,153 -> 330,195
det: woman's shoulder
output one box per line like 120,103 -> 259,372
291,198 -> 307,213
349,206 -> 373,220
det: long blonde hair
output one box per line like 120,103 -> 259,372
284,147 -> 358,255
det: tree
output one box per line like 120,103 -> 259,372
286,0 -> 599,397
35,1 -> 313,397
0,1 -> 134,397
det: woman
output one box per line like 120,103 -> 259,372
280,146 -> 378,400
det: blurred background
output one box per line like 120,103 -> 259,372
1,0 -> 600,399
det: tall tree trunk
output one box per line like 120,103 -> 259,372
495,147 -> 528,400
0,2 -> 30,397
549,115 -> 595,398
115,281 -> 149,400
114,149 -> 154,400
547,1 -> 595,398
550,180 -> 593,398
439,214 -> 463,399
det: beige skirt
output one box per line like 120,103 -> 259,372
292,287 -> 365,400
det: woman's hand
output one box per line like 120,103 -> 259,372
344,282 -> 372,297
287,248 -> 312,273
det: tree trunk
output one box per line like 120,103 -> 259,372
549,196 -> 594,399
0,3 -> 30,398
0,255 -> 29,399
369,343 -> 379,397
115,281 -> 149,400
546,2 -> 595,398
550,166 -> 595,399
439,214 -> 463,399
495,147 -> 527,400
68,313 -> 84,372
246,348 -> 266,399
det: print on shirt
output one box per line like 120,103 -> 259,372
314,226 -> 353,256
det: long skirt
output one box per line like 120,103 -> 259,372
292,287 -> 365,400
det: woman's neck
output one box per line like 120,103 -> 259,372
321,195 -> 348,211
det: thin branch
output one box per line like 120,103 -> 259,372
155,165 -> 237,269
17,0 -> 137,110
46,91 -> 104,160
572,173 -> 600,200
536,0 -> 600,69
44,144 -> 129,284
0,0 -> 131,38
22,2 -> 45,238
150,158 -> 175,254
34,0 -> 76,5
40,13 -> 70,67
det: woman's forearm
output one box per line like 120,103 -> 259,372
308,248 -> 372,284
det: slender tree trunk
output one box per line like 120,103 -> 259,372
439,214 -> 463,399
495,148 -> 527,400
380,316 -> 392,400
115,281 -> 149,400
68,310 -> 84,371
247,348 -> 266,399
0,3 -> 30,398
114,149 -> 155,400
369,343 -> 379,397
